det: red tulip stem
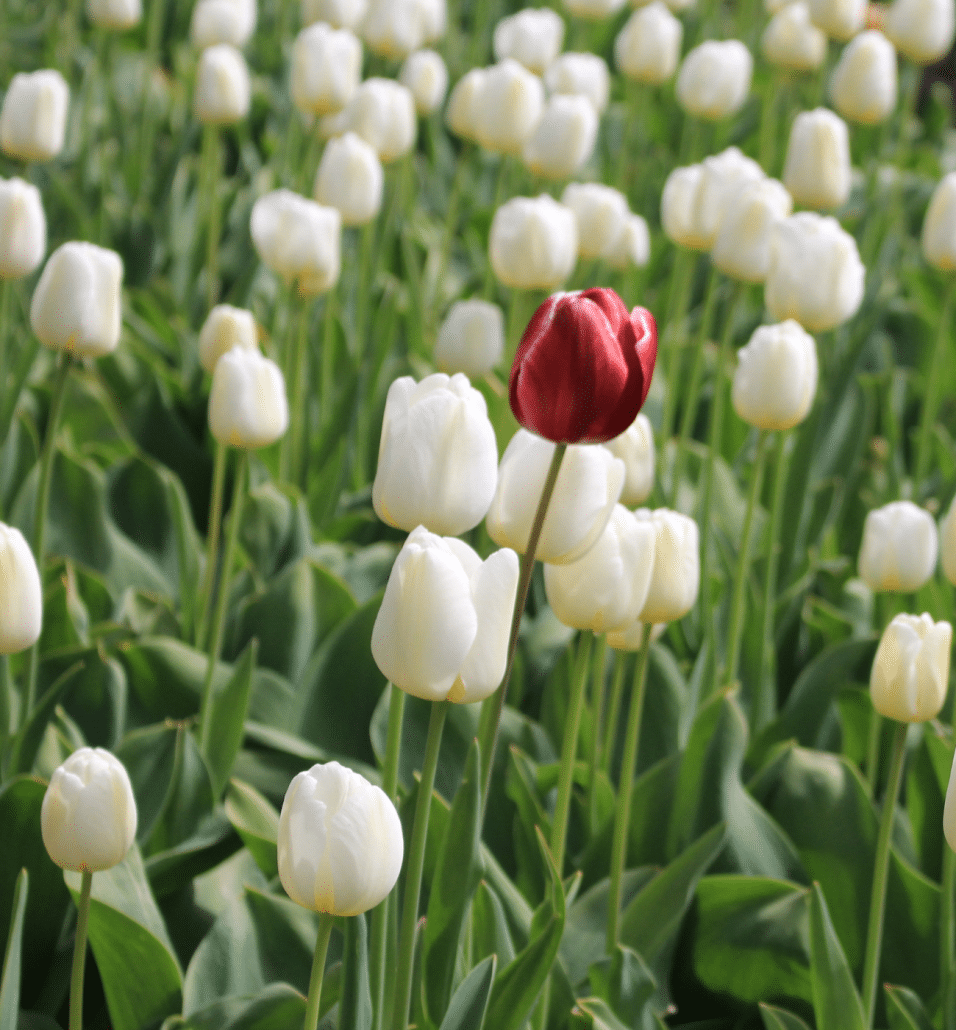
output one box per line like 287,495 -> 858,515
478,441 -> 568,808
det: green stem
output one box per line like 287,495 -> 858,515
588,634 -> 608,832
506,289 -> 528,360
483,157 -> 510,299
69,869 -> 93,1030
436,146 -> 469,316
943,843 -> 956,1030
392,700 -> 448,1030
320,283 -> 338,421
606,625 -> 652,953
914,277 -> 955,489
281,298 -> 311,485
354,222 -> 376,358
758,72 -> 780,175
136,0 -> 166,200
195,438 -> 228,650
861,720 -> 907,1029
601,649 -> 627,772
478,443 -> 568,805
303,912 -> 335,1030
201,123 -> 222,311
199,449 -> 247,757
866,708 -> 882,796
0,655 -> 9,756
0,279 -> 10,444
659,249 -> 697,449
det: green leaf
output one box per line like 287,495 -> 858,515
175,982 -> 307,1030
340,912 -> 372,1030
758,1003 -> 813,1030
883,983 -> 936,1030
571,997 -> 631,1030
205,638 -> 258,797
469,880 -> 516,968
438,955 -> 496,1030
0,869 -> 27,1030
224,778 -> 280,879
587,945 -> 657,1030
808,883 -> 864,1030
6,659 -> 85,775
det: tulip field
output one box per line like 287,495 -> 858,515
6,0 -> 956,1027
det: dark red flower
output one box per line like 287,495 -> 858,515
508,288 -> 658,444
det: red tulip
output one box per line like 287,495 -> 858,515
509,288 -> 657,444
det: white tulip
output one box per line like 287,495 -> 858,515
41,748 -> 137,872
0,523 -> 42,655
445,68 -> 487,142
251,189 -> 341,294
362,0 -> 437,57
371,526 -> 519,702
606,618 -> 666,650
208,345 -> 289,448
858,500 -> 939,593
278,761 -> 403,915
870,613 -> 952,722
87,0 -> 141,29
603,413 -> 655,506
604,214 -> 651,269
198,304 -> 258,375
761,2 -> 828,71
676,40 -> 753,121
474,60 -> 545,156
732,320 -> 818,430
806,0 -> 866,40
31,242 -> 123,357
0,70 -> 69,163
486,429 -> 625,565
523,94 -> 598,180
635,508 -> 700,623
0,177 -> 46,280
489,194 -> 578,289
561,182 -> 630,260
494,8 -> 565,74
783,108 -> 852,211
885,0 -> 956,64
301,0 -> 367,29
313,132 -> 383,226
338,78 -> 416,163
400,50 -> 448,115
921,172 -> 956,271
830,31 -> 898,125
435,299 -> 505,377
545,52 -> 611,114
194,44 -> 250,125
373,373 -> 499,536
615,3 -> 684,84
563,0 -> 627,18
942,494 -> 956,586
712,177 -> 793,283
190,0 -> 256,47
291,23 -> 362,117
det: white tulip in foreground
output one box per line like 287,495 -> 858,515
615,3 -> 684,84
190,0 -> 257,48
494,8 -> 565,74
761,2 -> 827,71
884,0 -> 956,64
603,413 -> 655,506
676,39 -> 752,121
0,176 -> 46,279
870,613 -> 952,723
278,761 -> 403,915
633,508 -> 700,623
371,526 -> 519,702
194,44 -> 251,125
31,241 -> 124,357
712,177 -> 793,284
830,31 -> 898,125
732,320 -> 818,430
783,108 -> 852,211
473,60 -> 545,156
198,304 -> 258,375
858,500 -> 939,593
291,22 -> 363,117
545,52 -> 611,114
313,132 -> 383,226
434,299 -> 505,377
41,748 -> 138,872
922,172 -> 956,271
523,94 -> 598,181
0,69 -> 69,163
373,372 -> 499,536
489,194 -> 578,289
251,189 -> 342,294
208,345 -> 289,449
400,49 -> 448,115
0,523 -> 42,655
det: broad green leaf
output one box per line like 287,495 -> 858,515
174,982 -> 307,1030
148,724 -> 216,855
809,883 -> 864,1030
571,997 -> 630,1030
884,983 -> 936,1030
587,945 -> 657,1030
758,1003 -> 813,1030
0,868 -> 27,1030
340,912 -> 372,1030
205,638 -> 258,797
225,778 -> 280,879
469,881 -> 516,969
6,659 -> 85,775
438,955 -> 496,1030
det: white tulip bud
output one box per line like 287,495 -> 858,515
523,95 -> 598,180
615,3 -> 684,84
474,60 -> 545,156
291,23 -> 362,117
41,748 -> 137,872
486,429 -> 625,565
871,613 -> 952,722
0,70 -> 70,163
635,508 -> 700,623
371,526 -> 519,702
764,212 -> 865,331
563,0 -> 627,18
0,177 -> 46,280
489,194 -> 578,290
198,304 -> 258,375
418,0 -> 447,44
561,182 -> 630,260
400,50 -> 448,115
712,177 -> 793,283
545,52 -> 611,114
603,413 -> 655,506
251,189 -> 341,294
434,299 -> 505,377
190,0 -> 256,47
445,68 -> 487,142
676,40 -> 753,121
313,132 -> 383,226
806,0 -> 866,40
208,345 -> 289,448
761,2 -> 828,71
194,44 -> 251,125
302,0 -> 367,29
922,172 -> 956,271
604,214 -> 650,269
338,78 -> 416,163
0,523 -> 42,655
732,320 -> 818,430
31,241 -> 123,357
858,501 -> 939,593
830,31 -> 898,125
942,494 -> 956,585
87,0 -> 141,29
885,0 -> 956,64
783,108 -> 852,211
494,8 -> 565,75
373,373 -> 499,536
362,0 -> 433,58
544,504 -> 656,633
278,761 -> 403,915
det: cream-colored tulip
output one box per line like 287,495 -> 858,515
194,44 -> 251,124
712,178 -> 793,283
190,0 -> 256,47
313,132 -> 383,226
858,500 -> 939,593
473,60 -> 545,156
338,77 -> 417,162
761,2 -> 827,71
635,508 -> 700,623
922,172 -> 956,271
291,23 -> 362,117
561,182 -> 630,260
806,0 -> 866,40
870,613 -> 951,722
884,0 -> 955,64
676,40 -> 753,120
301,0 -> 367,29
435,299 -> 505,377
250,189 -> 341,294
604,413 -> 655,506
400,49 -> 448,115
830,31 -> 898,125
615,3 -> 684,84
493,8 -> 565,74
523,94 -> 599,180
0,523 -> 42,655
604,214 -> 650,269
0,70 -> 69,162
445,68 -> 487,142
87,0 -> 141,29
545,52 -> 611,114
0,176 -> 46,279
942,494 -> 956,585
489,194 -> 578,289
732,320 -> 818,430
563,0 -> 627,18
198,304 -> 258,374
783,108 -> 851,211
208,345 -> 289,448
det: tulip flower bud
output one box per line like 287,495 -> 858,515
941,494 -> 956,586
884,0 -> 955,63
486,430 -> 625,564
489,194 -> 578,290
676,40 -> 753,121
712,178 -> 793,284
764,212 -> 864,331
209,345 -> 289,448
522,94 -> 599,180
302,0 -> 368,28
561,182 -> 631,260
921,172 -> 956,271
544,504 -> 656,633
830,31 -> 898,125
278,761 -> 403,915
371,526 -> 519,702
870,613 -> 952,722
635,508 -> 700,623
563,0 -> 627,18
0,70 -> 69,163
313,132 -> 383,226
400,50 -> 448,115
545,52 -> 611,114
435,299 -> 505,377
0,523 -> 42,655
338,78 -> 416,163
362,0 -> 434,58
41,748 -> 137,872
198,304 -> 258,375
494,8 -> 565,74
474,60 -> 545,156
87,0 -> 141,29
194,44 -> 251,125
603,413 -> 655,506
191,0 -> 256,47
604,214 -> 651,270
445,68 -> 486,142
858,500 -> 939,593
0,176 -> 46,280
510,289 -> 657,444
30,241 -> 124,357
373,373 -> 499,536
615,3 -> 684,84
761,2 -> 828,70
291,23 -> 362,117
806,0 -> 866,40
783,108 -> 851,211
732,320 -> 818,430
251,189 -> 341,294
